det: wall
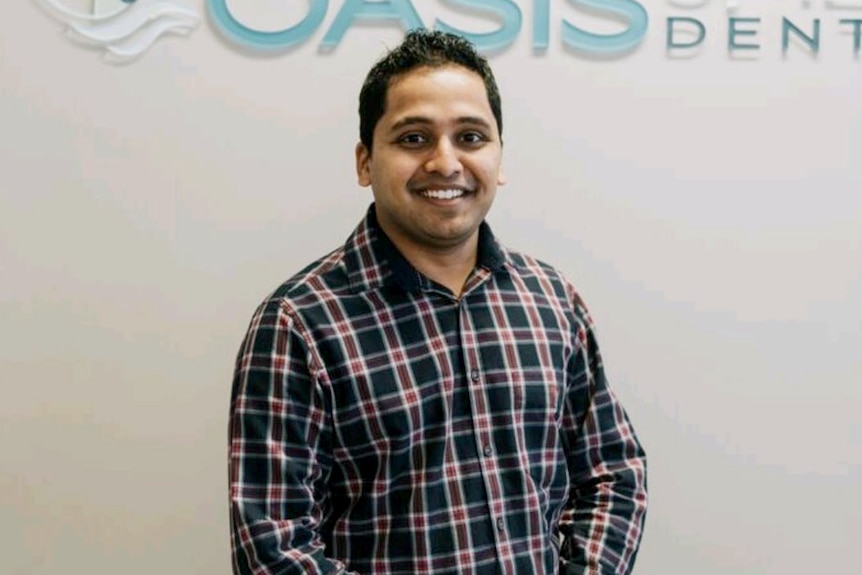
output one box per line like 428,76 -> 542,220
1,1 -> 860,573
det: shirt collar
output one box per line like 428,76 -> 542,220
344,204 -> 508,294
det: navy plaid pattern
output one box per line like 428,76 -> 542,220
229,206 -> 647,575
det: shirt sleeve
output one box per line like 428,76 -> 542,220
229,298 -> 355,575
557,293 -> 648,575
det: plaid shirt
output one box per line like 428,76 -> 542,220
229,206 -> 647,575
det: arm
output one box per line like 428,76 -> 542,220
557,296 -> 648,575
229,299 -> 353,575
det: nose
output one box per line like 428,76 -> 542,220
424,138 -> 462,178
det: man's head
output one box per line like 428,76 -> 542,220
358,29 -> 502,152
354,31 -> 506,266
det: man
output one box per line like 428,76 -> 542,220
229,30 -> 647,575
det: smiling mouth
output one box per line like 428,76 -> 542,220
419,188 -> 468,200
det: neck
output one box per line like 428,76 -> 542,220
393,236 -> 479,298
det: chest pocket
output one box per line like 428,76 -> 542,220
513,367 -> 563,423
332,356 -> 451,457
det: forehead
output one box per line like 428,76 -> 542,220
379,64 -> 493,124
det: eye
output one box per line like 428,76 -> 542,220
460,131 -> 488,145
396,132 -> 429,147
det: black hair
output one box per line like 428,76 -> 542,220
358,29 -> 502,151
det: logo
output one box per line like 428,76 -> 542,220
37,0 -> 200,61
34,0 -> 862,61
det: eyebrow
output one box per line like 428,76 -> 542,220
388,115 -> 494,132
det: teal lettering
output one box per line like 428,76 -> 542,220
782,18 -> 820,54
434,0 -> 522,52
208,0 -> 328,51
562,0 -> 649,54
322,0 -> 425,49
666,17 -> 705,49
728,18 -> 760,51
533,0 -> 550,51
840,19 -> 862,54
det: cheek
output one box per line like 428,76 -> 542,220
468,151 -> 503,179
478,164 -> 503,187
373,156 -> 417,185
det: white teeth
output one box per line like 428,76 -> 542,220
421,189 -> 465,200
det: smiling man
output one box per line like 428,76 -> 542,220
229,30 -> 647,575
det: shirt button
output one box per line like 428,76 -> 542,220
470,369 -> 480,381
496,518 -> 505,532
483,444 -> 493,457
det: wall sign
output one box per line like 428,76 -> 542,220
36,0 -> 862,61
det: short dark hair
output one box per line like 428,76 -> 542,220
358,29 -> 502,152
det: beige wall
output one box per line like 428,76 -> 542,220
2,1 -> 860,573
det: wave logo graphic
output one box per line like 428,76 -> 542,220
36,0 -> 200,61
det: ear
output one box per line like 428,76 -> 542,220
355,142 -> 372,187
497,166 -> 507,186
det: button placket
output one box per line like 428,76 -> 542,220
459,299 -> 510,564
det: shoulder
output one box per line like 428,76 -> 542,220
500,245 -> 596,329
503,247 -> 579,301
255,246 -> 351,320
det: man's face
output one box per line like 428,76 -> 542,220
356,64 -> 505,260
